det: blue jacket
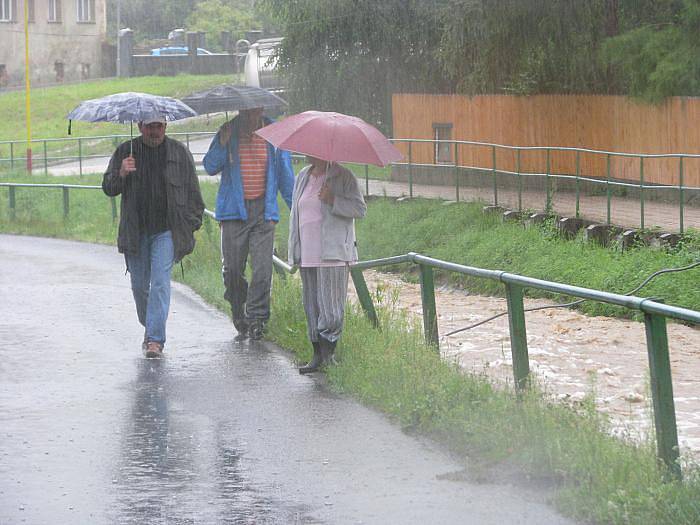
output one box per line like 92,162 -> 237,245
203,115 -> 294,221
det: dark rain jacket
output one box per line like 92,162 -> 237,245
102,136 -> 205,263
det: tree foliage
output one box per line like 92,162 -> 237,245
603,0 -> 699,101
258,0 -> 453,131
114,0 -> 199,40
110,0 -> 700,127
437,0 -> 623,95
109,0 -> 266,47
186,0 -> 262,50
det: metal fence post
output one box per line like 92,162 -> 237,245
644,309 -> 681,480
418,263 -> 439,349
517,149 -> 522,212
78,139 -> 83,177
679,157 -> 685,234
575,150 -> 580,218
9,186 -> 16,220
492,145 -> 498,206
43,141 -> 48,175
545,148 -> 551,213
505,283 -> 530,392
408,142 -> 413,199
640,157 -> 645,230
606,154 -> 611,225
454,142 -> 460,202
10,142 -> 14,170
63,187 -> 70,219
350,268 -> 379,329
365,164 -> 369,198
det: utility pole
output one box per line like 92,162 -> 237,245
24,0 -> 32,173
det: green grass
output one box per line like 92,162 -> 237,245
0,75 -> 237,173
2,175 -> 700,524
0,74 -> 237,142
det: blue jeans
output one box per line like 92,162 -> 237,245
126,230 -> 175,345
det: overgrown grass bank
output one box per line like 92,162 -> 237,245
2,176 -> 700,524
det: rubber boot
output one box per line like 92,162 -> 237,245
299,342 -> 323,374
320,338 -> 337,366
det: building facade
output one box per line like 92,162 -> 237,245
0,0 -> 107,88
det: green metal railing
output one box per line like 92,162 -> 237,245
3,183 -> 699,478
3,134 -> 699,233
271,249 -> 700,480
390,139 -> 700,234
0,132 -> 216,177
0,182 -> 115,221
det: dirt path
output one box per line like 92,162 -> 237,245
354,270 -> 700,455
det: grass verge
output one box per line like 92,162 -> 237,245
0,74 -> 236,141
1,175 -> 700,524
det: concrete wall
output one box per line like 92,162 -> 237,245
120,31 -> 239,78
0,0 -> 107,87
131,54 -> 238,77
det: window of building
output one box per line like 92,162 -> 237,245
433,123 -> 453,164
76,0 -> 93,22
48,0 -> 61,22
0,0 -> 12,22
27,0 -> 34,22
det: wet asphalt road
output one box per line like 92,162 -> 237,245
0,235 -> 577,525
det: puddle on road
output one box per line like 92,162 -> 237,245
351,271 -> 700,455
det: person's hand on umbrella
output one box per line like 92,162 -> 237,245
319,181 -> 335,205
219,122 -> 233,146
119,156 -> 136,178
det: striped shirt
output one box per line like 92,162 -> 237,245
239,133 -> 268,200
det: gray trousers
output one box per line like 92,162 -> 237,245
220,198 -> 275,324
300,266 -> 349,343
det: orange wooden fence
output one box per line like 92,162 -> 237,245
391,94 -> 700,188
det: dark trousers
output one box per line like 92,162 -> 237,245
220,198 -> 275,325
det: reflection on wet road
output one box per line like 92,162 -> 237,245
0,235 -> 576,524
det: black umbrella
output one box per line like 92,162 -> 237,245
67,92 -> 197,154
181,85 -> 287,115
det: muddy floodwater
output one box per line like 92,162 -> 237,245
354,271 -> 700,455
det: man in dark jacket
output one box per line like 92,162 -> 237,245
103,116 -> 205,358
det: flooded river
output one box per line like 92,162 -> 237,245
355,271 -> 700,456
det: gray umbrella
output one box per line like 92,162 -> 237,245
67,91 -> 196,123
181,85 -> 287,115
67,92 -> 197,154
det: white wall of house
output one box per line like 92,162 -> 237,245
0,0 -> 107,87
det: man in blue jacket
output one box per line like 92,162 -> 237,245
203,107 -> 294,340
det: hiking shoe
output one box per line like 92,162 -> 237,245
145,341 -> 164,359
233,328 -> 249,342
248,321 -> 265,341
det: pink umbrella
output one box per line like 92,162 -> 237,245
255,110 -> 403,167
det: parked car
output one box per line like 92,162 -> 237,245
244,37 -> 284,92
150,46 -> 214,56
